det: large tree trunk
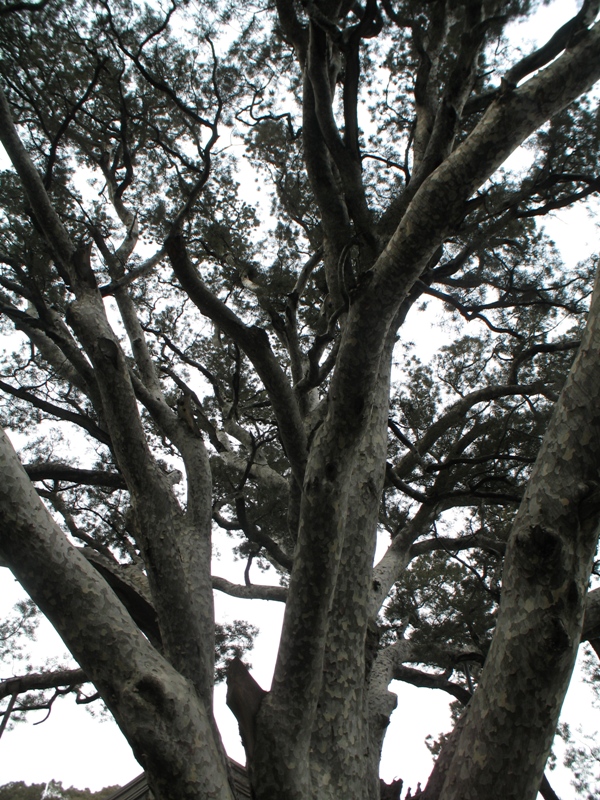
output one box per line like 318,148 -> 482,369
0,428 -> 234,800
307,332 -> 396,800
437,269 -> 600,800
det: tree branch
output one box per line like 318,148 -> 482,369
0,0 -> 51,14
0,378 -> 111,446
0,84 -> 75,282
165,231 -> 308,486
393,663 -> 472,705
504,0 -> 600,88
0,668 -> 88,702
212,576 -> 287,602
24,463 -> 126,488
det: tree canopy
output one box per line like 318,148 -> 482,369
1,1 -> 600,799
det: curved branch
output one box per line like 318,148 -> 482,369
509,340 -> 580,384
342,0 -> 382,160
410,533 -> 506,559
275,0 -> 308,63
372,19 -> 600,321
0,84 -> 75,282
418,282 -> 523,337
504,0 -> 600,87
393,663 -> 472,705
101,3 -> 216,130
392,382 -> 547,480
235,496 -> 294,572
44,58 -> 106,188
165,232 -> 308,486
440,260 -> 600,800
0,426 -> 233,799
99,247 -> 165,296
306,23 -> 374,246
0,379 -> 111,446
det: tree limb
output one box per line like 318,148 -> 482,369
212,576 -> 287,602
24,463 -> 126,488
165,231 -> 308,486
0,668 -> 88,702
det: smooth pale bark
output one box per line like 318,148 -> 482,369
0,427 -> 233,800
438,269 -> 600,800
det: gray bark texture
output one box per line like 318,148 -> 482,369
438,271 -> 600,800
0,2 -> 600,800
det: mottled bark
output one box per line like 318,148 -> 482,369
307,330 -> 395,800
1,4 -> 600,800
438,271 -> 600,800
0,428 -> 232,800
250,14 -> 600,800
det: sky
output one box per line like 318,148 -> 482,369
1,0 -> 600,797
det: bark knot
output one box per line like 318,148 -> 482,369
542,615 -> 571,656
516,525 -> 566,587
134,674 -> 171,717
96,337 -> 120,369
325,461 -> 338,481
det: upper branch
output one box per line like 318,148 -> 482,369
306,22 -> 375,248
0,0 -> 50,14
275,0 -> 308,63
392,382 -> 546,480
504,0 -> 600,88
0,84 -> 75,282
24,463 -> 126,489
212,576 -> 287,603
0,378 -> 110,446
165,232 -> 308,486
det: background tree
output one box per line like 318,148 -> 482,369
0,1 -> 600,799
0,780 -> 121,800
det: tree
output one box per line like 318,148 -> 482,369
0,0 -> 600,798
0,780 -> 121,800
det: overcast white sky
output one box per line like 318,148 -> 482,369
1,1 -> 599,797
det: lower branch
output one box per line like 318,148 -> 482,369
0,668 -> 87,702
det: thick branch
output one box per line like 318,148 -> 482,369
25,463 -> 126,488
0,426 -> 233,800
504,1 -> 600,87
393,664 -> 472,706
0,668 -> 87,702
439,266 -> 600,799
66,273 -> 215,703
0,84 -> 75,281
0,0 -> 50,12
